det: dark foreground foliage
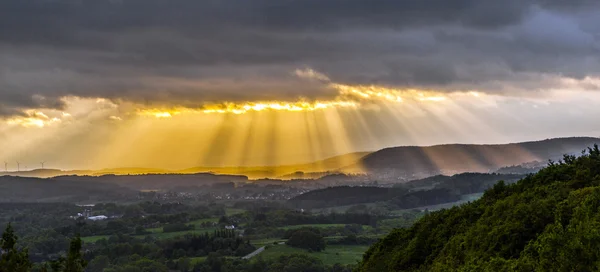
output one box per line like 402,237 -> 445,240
0,223 -> 85,272
359,145 -> 600,271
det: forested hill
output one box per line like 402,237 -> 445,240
358,137 -> 600,177
358,145 -> 600,271
290,173 -> 523,209
0,176 -> 136,202
288,186 -> 460,209
404,173 -> 524,195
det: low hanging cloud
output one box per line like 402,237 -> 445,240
0,0 -> 599,117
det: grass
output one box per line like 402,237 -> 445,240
82,209 -> 244,243
278,224 -> 375,233
82,222 -> 220,243
141,228 -> 218,239
190,217 -> 219,225
259,244 -> 369,266
225,208 -> 246,216
251,238 -> 287,247
146,227 -> 163,233
278,224 -> 347,230
81,235 -> 110,243
189,256 -> 208,265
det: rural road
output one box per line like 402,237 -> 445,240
242,246 -> 265,259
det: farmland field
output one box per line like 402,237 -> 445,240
277,224 -> 348,230
260,244 -> 369,265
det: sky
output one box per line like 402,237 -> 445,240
1,0 -> 600,170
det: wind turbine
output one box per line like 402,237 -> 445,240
16,161 -> 20,172
41,162 -> 46,169
3,162 -> 7,172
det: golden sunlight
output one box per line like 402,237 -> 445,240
136,83 -> 450,118
6,111 -> 62,128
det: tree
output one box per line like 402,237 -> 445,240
123,205 -> 143,219
64,235 -> 87,272
87,255 -> 110,272
286,230 -> 325,252
46,235 -> 87,272
0,223 -> 32,272
266,254 -> 325,272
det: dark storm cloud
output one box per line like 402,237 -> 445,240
0,0 -> 599,116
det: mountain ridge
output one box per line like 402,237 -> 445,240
357,137 -> 600,180
3,137 -> 598,181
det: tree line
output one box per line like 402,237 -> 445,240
0,223 -> 86,272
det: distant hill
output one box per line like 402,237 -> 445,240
356,137 -> 600,180
1,152 -> 370,180
0,168 -> 169,179
4,137 -> 598,182
0,176 -> 136,203
179,151 -> 370,179
0,173 -> 250,203
288,186 -> 460,210
404,173 -> 525,195
289,186 -> 407,208
358,145 -> 600,271
289,172 -> 522,209
52,173 -> 248,191
0,169 -> 91,178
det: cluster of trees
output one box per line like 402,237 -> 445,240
284,228 -> 326,252
159,229 -> 255,258
289,187 -> 408,208
0,223 -> 86,272
243,210 -> 382,240
162,223 -> 194,233
0,203 -> 80,255
359,145 -> 600,271
249,209 -> 378,228
0,201 -> 231,261
191,253 -> 354,272
86,230 -> 254,271
387,188 -> 460,209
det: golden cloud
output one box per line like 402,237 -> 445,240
136,70 -> 451,118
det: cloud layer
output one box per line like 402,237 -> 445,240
1,0 -> 599,116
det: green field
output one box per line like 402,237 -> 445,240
82,227 -> 220,243
260,244 -> 369,266
82,218 -> 221,243
225,208 -> 246,216
81,208 -> 244,244
251,238 -> 287,247
142,228 -> 218,239
189,256 -> 207,265
146,227 -> 163,233
81,235 -> 110,243
279,224 -> 375,233
278,224 -> 348,230
190,217 -> 219,225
